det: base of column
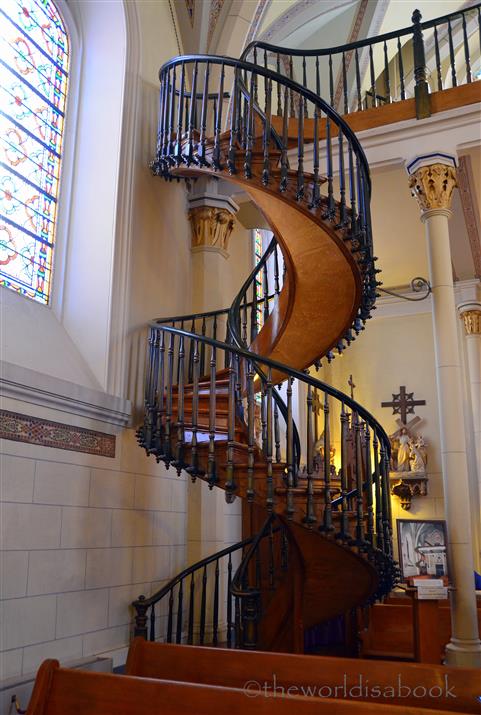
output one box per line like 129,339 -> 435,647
445,637 -> 481,668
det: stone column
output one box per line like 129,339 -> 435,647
458,299 -> 481,571
406,153 -> 481,667
186,178 -> 242,622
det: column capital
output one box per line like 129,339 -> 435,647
187,177 -> 238,257
458,301 -> 481,335
406,153 -> 457,215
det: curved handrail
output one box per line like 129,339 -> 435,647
230,513 -> 277,598
241,3 -> 481,60
157,53 -> 372,194
148,320 -> 391,453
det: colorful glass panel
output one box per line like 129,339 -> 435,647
254,228 -> 263,330
0,0 -> 69,304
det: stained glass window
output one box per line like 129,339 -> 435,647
0,0 -> 69,305
253,228 -> 264,331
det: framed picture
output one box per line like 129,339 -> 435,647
397,519 -> 449,582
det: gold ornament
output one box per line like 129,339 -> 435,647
188,206 -> 235,254
409,163 -> 457,212
460,309 -> 481,336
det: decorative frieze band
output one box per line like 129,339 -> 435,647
0,410 -> 116,458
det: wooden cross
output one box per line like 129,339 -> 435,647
381,386 -> 426,424
348,374 -> 356,400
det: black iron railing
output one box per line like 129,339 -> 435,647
132,517 -> 289,648
242,4 -> 481,120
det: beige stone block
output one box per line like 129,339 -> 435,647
0,551 -> 28,598
0,455 -> 35,502
134,475 -> 171,511
111,509 -> 153,547
82,625 -> 130,656
28,549 -> 86,595
60,507 -> 111,548
34,461 -> 90,506
170,544 -> 187,573
1,503 -> 61,549
0,648 -> 23,680
22,636 -> 83,675
131,546 -> 171,584
108,583 -> 149,627
1,595 -> 56,649
89,469 -> 135,508
171,478 -> 187,512
85,548 -> 133,588
56,588 -> 109,638
152,512 -> 185,546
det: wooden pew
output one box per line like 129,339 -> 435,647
26,658 -> 470,715
359,596 -> 481,661
125,639 -> 481,714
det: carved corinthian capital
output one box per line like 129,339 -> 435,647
460,310 -> 481,336
408,163 -> 458,212
188,206 -> 235,255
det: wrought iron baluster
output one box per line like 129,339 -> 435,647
225,351 -> 237,501
364,426 -> 375,545
200,317 -> 206,376
244,72 -> 254,178
266,368 -> 274,512
167,588 -> 174,643
273,245 -> 280,295
281,529 -> 289,570
342,52 -> 348,114
199,565 -> 207,645
241,292 -> 248,344
212,559 -> 220,645
355,49 -> 362,110
227,553 -> 233,647
296,95 -> 304,201
322,393 -> 333,531
246,360 -> 255,502
310,106 -> 320,209
188,339 -> 200,480
163,332 -> 175,463
168,65 -> 177,156
304,384 -> 316,526
383,40 -> 391,102
397,37 -> 406,99
280,85 -> 289,192
339,404 -> 350,540
260,386 -> 267,456
276,53 -> 282,115
286,377 -> 295,519
348,140 -> 357,236
154,331 -> 166,457
337,130 -> 347,226
373,433 -> 383,552
250,280 -> 258,342
329,54 -> 334,105
380,442 -> 391,554
315,55 -> 320,98
187,574 -> 195,644
176,580 -> 183,643
263,263 -> 270,320
208,344 -> 217,488
186,61 -> 198,165
302,56 -> 308,116
274,399 -> 281,463
268,522 -> 275,589
228,72 -> 238,174
262,78 -> 272,186
175,334 -> 185,474
188,318 -> 195,383
448,19 -> 457,87
199,61 -> 210,165
253,48 -> 258,103
354,413 -> 364,544
289,56 -> 295,117
369,44 -> 376,107
324,117 -> 335,219
462,13 -> 472,83
213,63 -> 225,169
434,26 -> 442,91
174,62 -> 185,166
157,75 -> 165,161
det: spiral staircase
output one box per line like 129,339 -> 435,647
129,23 -> 446,652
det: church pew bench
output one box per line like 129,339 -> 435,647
125,639 -> 481,713
26,658 -> 470,715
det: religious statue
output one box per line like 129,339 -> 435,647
396,428 -> 411,472
410,435 -> 428,473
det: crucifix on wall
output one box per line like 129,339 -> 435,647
381,385 -> 426,424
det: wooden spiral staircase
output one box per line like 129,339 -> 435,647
135,45 -> 401,653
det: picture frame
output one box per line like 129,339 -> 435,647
396,519 -> 449,583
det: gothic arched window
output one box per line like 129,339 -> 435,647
1,0 -> 69,305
